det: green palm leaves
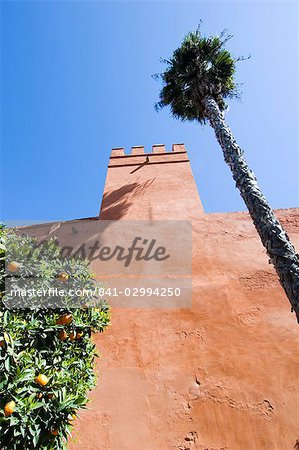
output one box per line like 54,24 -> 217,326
156,28 -> 239,123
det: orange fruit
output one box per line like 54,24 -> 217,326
69,331 -> 76,341
51,430 -> 58,436
7,261 -> 20,273
0,339 -> 5,348
35,374 -> 49,387
76,331 -> 83,340
48,393 -> 54,399
4,401 -> 15,416
57,273 -> 69,282
36,393 -> 43,399
56,314 -> 73,325
58,330 -> 68,341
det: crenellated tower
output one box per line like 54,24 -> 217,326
99,143 -> 204,220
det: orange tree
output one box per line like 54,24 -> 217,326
0,227 -> 110,449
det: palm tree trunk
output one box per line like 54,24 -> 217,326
203,96 -> 299,323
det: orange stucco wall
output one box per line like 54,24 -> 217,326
18,144 -> 299,449
69,210 -> 298,450
73,145 -> 298,450
99,144 -> 204,220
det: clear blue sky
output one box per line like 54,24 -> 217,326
1,1 -> 298,223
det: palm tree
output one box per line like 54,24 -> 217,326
155,28 -> 299,322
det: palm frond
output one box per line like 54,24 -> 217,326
155,26 -> 249,123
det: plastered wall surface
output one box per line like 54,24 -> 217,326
16,145 -> 299,449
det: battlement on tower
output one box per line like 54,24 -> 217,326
108,144 -> 188,167
111,143 -> 186,156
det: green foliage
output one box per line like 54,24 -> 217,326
0,228 -> 110,449
155,27 -> 245,123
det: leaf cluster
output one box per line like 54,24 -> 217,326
0,229 -> 110,449
155,27 -> 246,123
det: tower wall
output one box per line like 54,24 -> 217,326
12,143 -> 299,449
99,144 -> 204,220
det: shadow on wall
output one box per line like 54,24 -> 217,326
100,179 -> 156,220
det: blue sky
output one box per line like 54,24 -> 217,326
1,0 -> 298,223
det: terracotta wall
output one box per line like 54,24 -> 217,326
73,145 -> 298,450
99,144 -> 204,220
68,209 -> 298,450
16,144 -> 299,449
